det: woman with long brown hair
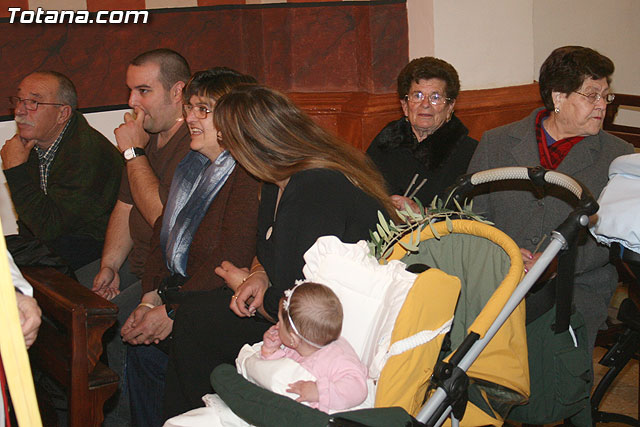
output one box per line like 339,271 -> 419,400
163,85 -> 393,419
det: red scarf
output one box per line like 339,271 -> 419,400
535,110 -> 584,170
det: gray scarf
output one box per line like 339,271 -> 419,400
160,150 -> 236,276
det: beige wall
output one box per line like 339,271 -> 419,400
406,0 -> 435,59
533,0 -> 640,126
433,0 -> 534,90
407,0 -> 639,125
408,0 -> 535,89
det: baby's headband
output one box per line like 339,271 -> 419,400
283,280 -> 325,349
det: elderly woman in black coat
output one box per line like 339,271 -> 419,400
367,57 -> 478,210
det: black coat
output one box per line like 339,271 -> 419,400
367,114 -> 478,205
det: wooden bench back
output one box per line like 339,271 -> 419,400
22,266 -> 119,427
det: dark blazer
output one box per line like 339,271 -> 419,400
467,107 -> 634,349
5,111 -> 123,243
367,115 -> 477,204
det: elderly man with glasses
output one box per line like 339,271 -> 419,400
1,71 -> 123,270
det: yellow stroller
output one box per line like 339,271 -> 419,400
209,167 -> 596,426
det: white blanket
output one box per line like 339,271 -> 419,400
302,236 -> 416,378
164,343 -> 374,427
591,153 -> 640,253
164,343 -> 317,427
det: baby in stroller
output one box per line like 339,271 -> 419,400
260,281 -> 368,412
164,282 -> 367,426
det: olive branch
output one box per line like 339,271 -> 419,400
367,193 -> 492,260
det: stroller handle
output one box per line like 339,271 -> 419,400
448,166 -> 598,215
471,167 -> 583,199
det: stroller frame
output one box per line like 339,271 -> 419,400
207,166 -> 601,427
417,166 -> 597,426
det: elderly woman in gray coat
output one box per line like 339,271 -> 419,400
467,46 -> 634,357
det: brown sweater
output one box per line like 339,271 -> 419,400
141,164 -> 260,294
119,123 -> 192,278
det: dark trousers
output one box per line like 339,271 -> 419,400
48,233 -> 103,270
162,287 -> 272,421
127,344 -> 168,427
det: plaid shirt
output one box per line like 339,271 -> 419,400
535,109 -> 584,170
34,119 -> 71,194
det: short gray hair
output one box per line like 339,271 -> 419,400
31,71 -> 78,110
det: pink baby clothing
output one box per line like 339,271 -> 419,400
263,337 -> 368,412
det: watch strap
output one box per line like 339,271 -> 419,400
124,147 -> 146,161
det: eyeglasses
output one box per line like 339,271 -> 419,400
8,96 -> 64,111
405,92 -> 451,105
573,91 -> 615,105
182,104 -> 212,119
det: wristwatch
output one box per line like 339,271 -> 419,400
123,147 -> 145,161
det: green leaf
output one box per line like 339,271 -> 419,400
415,197 -> 425,215
399,240 -> 419,252
367,241 -> 377,256
428,220 -> 441,239
378,211 -> 390,234
376,224 -> 387,240
413,229 -> 422,247
453,197 -> 463,212
381,246 -> 394,259
408,205 -> 421,221
430,195 -> 438,210
445,216 -> 453,232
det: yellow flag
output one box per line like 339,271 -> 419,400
0,222 -> 42,426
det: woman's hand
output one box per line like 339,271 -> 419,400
230,271 -> 269,318
520,248 -> 542,273
287,380 -> 319,403
214,260 -> 250,293
391,195 -> 420,214
261,325 -> 282,357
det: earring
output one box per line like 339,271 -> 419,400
554,106 -> 560,114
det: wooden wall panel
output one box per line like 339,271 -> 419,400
0,2 -> 407,115
455,83 -> 543,141
290,83 -> 543,150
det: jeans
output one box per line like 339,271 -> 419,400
103,282 -> 143,426
127,343 -> 169,427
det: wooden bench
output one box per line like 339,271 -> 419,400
22,266 -> 119,427
604,93 -> 640,149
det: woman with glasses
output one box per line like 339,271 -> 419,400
122,68 -> 260,427
366,56 -> 478,210
467,46 -> 634,365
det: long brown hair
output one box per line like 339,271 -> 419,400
213,84 -> 395,217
